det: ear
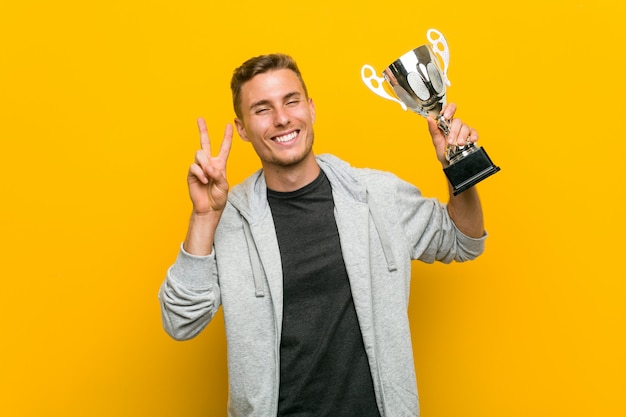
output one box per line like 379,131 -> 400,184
308,98 -> 316,124
234,118 -> 249,141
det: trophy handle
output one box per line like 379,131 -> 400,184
427,29 -> 451,86
360,64 -> 408,111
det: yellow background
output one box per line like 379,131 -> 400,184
1,0 -> 624,416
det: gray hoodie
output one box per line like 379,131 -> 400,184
159,154 -> 486,417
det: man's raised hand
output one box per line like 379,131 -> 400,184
187,118 -> 233,215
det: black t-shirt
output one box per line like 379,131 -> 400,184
268,171 -> 381,417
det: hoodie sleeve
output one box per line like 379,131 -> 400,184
158,244 -> 221,341
358,168 -> 486,264
393,177 -> 486,263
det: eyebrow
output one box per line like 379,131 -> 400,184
249,91 -> 302,111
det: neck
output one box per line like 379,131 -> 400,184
264,154 -> 320,192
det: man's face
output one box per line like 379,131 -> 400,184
234,69 -> 316,170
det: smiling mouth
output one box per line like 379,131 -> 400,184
273,130 -> 299,143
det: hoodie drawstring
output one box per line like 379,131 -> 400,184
242,218 -> 266,297
366,190 -> 398,272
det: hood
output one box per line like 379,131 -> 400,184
227,154 -> 367,218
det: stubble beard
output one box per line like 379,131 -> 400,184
263,132 -> 315,169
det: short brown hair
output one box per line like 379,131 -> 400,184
230,53 -> 309,118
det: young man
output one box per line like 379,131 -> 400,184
159,54 -> 487,417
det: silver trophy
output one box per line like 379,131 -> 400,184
361,29 -> 500,195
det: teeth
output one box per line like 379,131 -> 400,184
274,131 -> 297,143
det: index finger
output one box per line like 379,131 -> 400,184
218,123 -> 233,161
442,102 -> 457,120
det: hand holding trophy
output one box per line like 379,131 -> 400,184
361,29 -> 500,195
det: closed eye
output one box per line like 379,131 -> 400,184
284,92 -> 302,106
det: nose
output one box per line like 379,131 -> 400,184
273,107 -> 290,127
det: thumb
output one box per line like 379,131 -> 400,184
427,115 -> 445,143
426,115 -> 449,165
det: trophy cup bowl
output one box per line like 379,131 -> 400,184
361,29 -> 500,195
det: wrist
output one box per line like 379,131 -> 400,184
184,210 -> 222,256
191,208 -> 223,221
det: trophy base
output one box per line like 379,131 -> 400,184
444,147 -> 500,196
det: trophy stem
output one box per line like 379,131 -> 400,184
436,114 -> 450,136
